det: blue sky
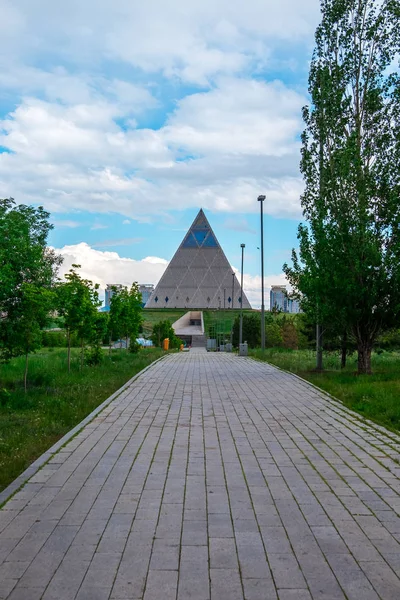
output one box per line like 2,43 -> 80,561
0,0 -> 321,306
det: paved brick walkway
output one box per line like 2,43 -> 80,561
2,353 -> 400,600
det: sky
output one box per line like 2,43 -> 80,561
0,0 -> 322,307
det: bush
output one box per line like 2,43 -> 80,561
282,322 -> 299,349
151,320 -> 182,349
0,388 -> 11,407
84,346 -> 104,366
265,323 -> 283,348
232,314 -> 261,348
41,330 -> 80,348
129,340 -> 141,354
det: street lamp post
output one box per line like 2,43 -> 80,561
239,243 -> 245,348
258,195 -> 266,352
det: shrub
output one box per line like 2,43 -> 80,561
0,388 -> 11,407
282,322 -> 299,350
265,323 -> 283,348
129,340 -> 141,354
151,320 -> 182,349
232,314 -> 261,348
84,346 -> 104,366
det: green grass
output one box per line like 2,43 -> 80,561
142,308 -> 259,338
203,309 -> 254,336
142,309 -> 187,336
0,347 -> 165,492
250,348 -> 400,433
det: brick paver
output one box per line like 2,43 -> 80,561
1,352 -> 400,599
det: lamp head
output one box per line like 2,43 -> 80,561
240,243 -> 245,249
258,195 -> 266,202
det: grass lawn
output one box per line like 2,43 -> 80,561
0,347 -> 165,492
203,309 -> 254,336
142,308 -> 259,338
250,348 -> 400,434
142,309 -> 187,337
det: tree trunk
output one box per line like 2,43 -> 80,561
126,336 -> 129,351
109,334 -> 112,355
67,331 -> 71,373
24,352 -> 29,393
357,343 -> 372,375
340,330 -> 347,369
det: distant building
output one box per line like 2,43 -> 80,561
101,283 -> 155,311
139,284 -> 154,307
105,284 -> 124,309
270,285 -> 301,313
270,285 -> 288,312
287,298 -> 301,314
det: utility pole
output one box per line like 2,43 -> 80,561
258,195 -> 266,352
239,244 -> 245,347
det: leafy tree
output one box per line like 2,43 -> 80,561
108,284 -> 143,351
0,198 -> 61,308
265,322 -> 283,348
0,199 -> 61,388
281,321 -> 299,350
151,320 -> 182,349
57,266 -> 101,371
232,313 -> 261,348
85,312 -> 109,366
284,0 -> 400,374
1,285 -> 55,391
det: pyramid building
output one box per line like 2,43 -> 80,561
145,209 -> 252,309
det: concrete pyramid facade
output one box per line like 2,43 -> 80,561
145,209 -> 252,309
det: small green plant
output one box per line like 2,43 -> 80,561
0,388 -> 11,407
84,346 -> 104,366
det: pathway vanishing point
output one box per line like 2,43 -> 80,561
1,352 -> 400,599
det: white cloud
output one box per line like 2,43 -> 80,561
0,1 -> 319,84
122,219 -> 131,225
0,78 -> 305,219
55,242 -> 287,307
91,222 -> 108,230
0,0 -> 321,221
52,219 -> 82,228
55,243 -> 168,294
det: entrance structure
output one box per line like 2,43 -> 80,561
145,209 -> 251,309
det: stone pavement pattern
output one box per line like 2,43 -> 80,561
1,354 -> 400,599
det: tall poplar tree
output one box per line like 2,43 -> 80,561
284,0 -> 400,374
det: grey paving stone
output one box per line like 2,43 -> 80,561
150,540 -> 179,570
2,353 -> 400,598
243,578 -> 278,599
112,543 -> 152,599
208,513 -> 234,538
178,545 -> 209,600
182,519 -> 208,546
210,568 -> 243,600
277,591 -> 311,600
144,569 -> 178,600
210,537 -> 238,569
7,589 -> 44,600
267,554 -> 307,590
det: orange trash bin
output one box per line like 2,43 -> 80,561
163,338 -> 170,351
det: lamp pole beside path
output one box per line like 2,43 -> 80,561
258,195 -> 266,352
239,243 -> 245,348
